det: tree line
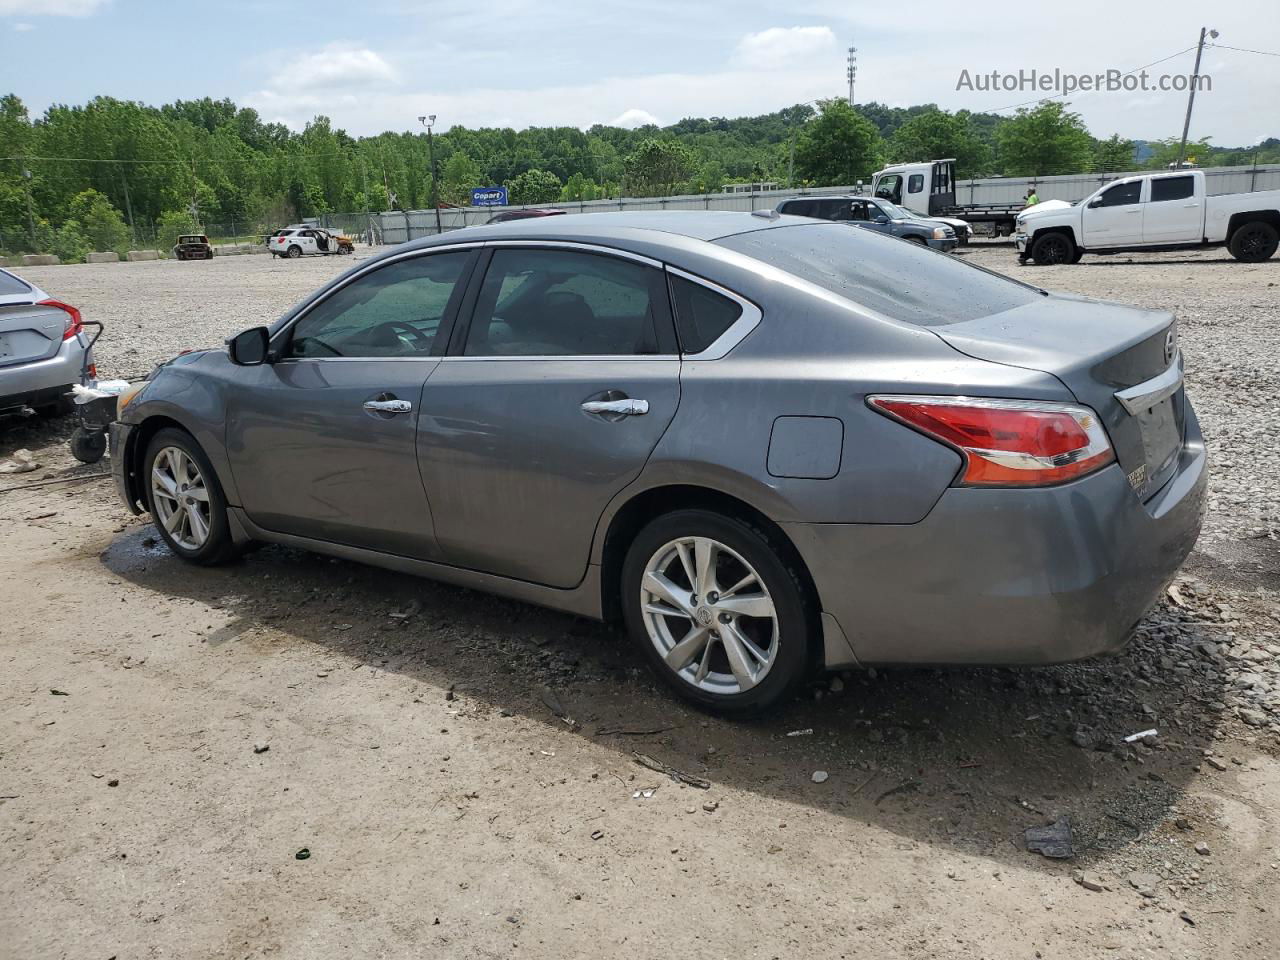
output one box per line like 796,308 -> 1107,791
2,91 -> 1276,258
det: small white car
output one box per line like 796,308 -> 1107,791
268,228 -> 352,259
0,268 -> 92,417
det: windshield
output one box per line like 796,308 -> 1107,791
716,222 -> 1040,327
876,200 -> 916,220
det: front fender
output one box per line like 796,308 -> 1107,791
121,363 -> 240,507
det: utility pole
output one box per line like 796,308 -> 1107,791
846,46 -> 858,106
418,114 -> 443,236
117,165 -> 136,244
1177,27 -> 1217,169
21,166 -> 36,248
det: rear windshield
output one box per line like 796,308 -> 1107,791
716,222 -> 1039,326
0,270 -> 32,296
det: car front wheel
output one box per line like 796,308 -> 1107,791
622,509 -> 814,716
1031,232 -> 1074,265
143,427 -> 239,565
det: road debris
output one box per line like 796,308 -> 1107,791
1073,871 -> 1105,892
632,752 -> 710,789
1194,841 -> 1211,856
253,742 -> 270,754
590,829 -> 604,841
295,848 -> 311,860
49,689 -> 69,696
785,728 -> 813,737
1123,728 -> 1158,743
0,449 -> 39,474
875,779 -> 921,806
1127,872 -> 1159,898
632,787 -> 657,799
702,800 -> 719,812
811,770 -> 829,784
539,685 -> 569,720
594,724 -> 677,737
388,599 -> 422,620
1025,816 -> 1075,859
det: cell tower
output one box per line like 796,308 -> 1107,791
846,46 -> 857,106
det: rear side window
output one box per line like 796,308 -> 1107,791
908,174 -> 924,193
464,248 -> 666,356
1150,176 -> 1195,202
669,275 -> 742,353
0,270 -> 32,296
781,200 -> 817,218
717,223 -> 1039,327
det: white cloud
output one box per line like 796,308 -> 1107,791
609,108 -> 660,128
12,20 -> 34,30
0,0 -> 106,14
267,44 -> 399,92
734,26 -> 836,70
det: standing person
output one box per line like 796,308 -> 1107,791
1025,187 -> 1040,207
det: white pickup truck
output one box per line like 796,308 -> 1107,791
1015,170 -> 1280,265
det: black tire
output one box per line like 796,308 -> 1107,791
1031,231 -> 1074,265
621,509 -> 815,717
286,244 -> 302,259
69,426 -> 107,463
142,427 -> 240,565
1228,221 -> 1279,263
205,251 -> 214,260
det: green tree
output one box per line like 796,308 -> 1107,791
1144,136 -> 1213,170
793,100 -> 884,185
51,219 -> 90,263
1093,134 -> 1136,173
995,103 -> 1094,176
156,209 -> 200,253
67,189 -> 131,253
439,151 -> 482,206
888,108 -> 990,178
559,172 -> 600,202
623,138 -> 696,196
507,168 -> 562,205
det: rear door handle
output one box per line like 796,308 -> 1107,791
364,399 -> 413,414
581,398 -> 649,416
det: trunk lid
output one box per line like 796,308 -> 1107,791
0,301 -> 70,368
932,292 -> 1184,499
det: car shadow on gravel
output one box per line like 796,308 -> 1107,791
101,527 -> 1232,871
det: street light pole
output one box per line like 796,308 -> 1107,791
1176,27 -> 1217,169
418,114 -> 443,236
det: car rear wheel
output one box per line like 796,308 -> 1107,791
287,245 -> 302,259
1228,221 -> 1279,262
622,509 -> 814,716
1031,231 -> 1074,265
144,427 -> 239,565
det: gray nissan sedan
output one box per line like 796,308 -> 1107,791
109,211 -> 1206,715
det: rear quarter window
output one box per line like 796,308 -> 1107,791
716,223 -> 1040,327
0,270 -> 32,296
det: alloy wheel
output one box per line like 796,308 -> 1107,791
151,446 -> 212,550
640,536 -> 779,695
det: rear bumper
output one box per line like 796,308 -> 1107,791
0,335 -> 88,410
787,404 -> 1207,667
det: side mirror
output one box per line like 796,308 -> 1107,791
1088,197 -> 1103,208
227,326 -> 270,366
873,214 -> 890,224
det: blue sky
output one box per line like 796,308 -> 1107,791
2,0 -> 1278,146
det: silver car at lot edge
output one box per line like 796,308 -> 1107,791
109,212 -> 1207,715
0,267 -> 92,417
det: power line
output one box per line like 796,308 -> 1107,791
984,44 -> 1199,113
1209,42 -> 1280,58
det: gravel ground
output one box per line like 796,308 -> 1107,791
1,241 -> 1278,959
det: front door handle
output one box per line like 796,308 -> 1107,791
364,398 -> 413,414
581,398 -> 649,416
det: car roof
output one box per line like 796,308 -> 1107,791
407,210 -> 802,249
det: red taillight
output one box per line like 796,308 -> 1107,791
40,299 -> 83,340
869,395 -> 1115,487
277,237 -> 286,244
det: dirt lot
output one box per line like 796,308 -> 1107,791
2,245 -> 1278,959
